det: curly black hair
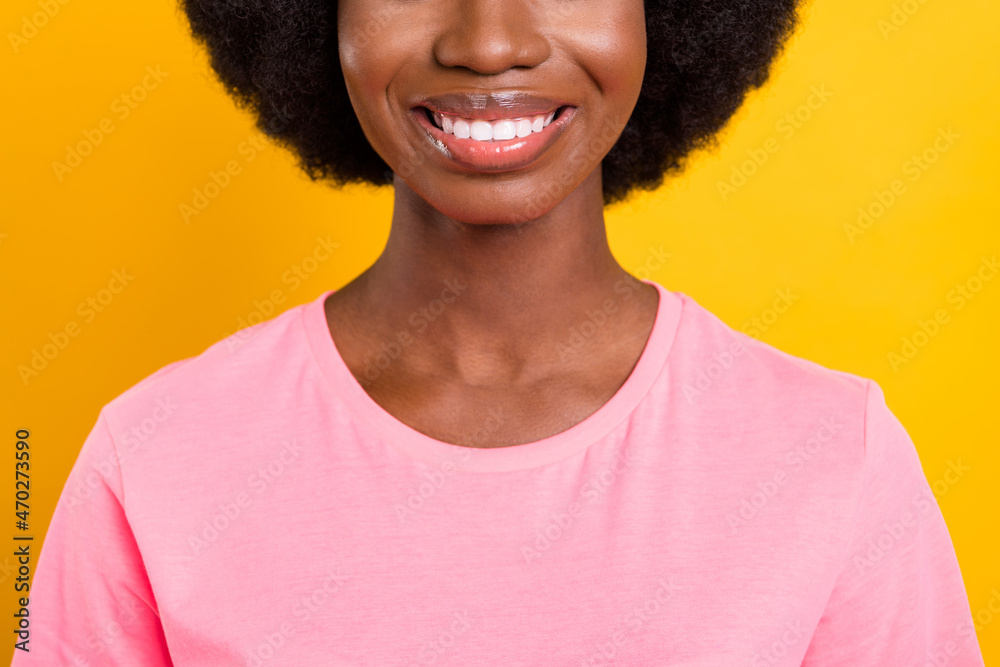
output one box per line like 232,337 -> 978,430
178,0 -> 803,206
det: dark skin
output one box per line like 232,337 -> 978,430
326,0 -> 658,448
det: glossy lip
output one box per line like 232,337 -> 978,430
410,100 -> 577,173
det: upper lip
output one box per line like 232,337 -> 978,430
413,91 -> 571,120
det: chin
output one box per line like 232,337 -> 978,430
408,174 -> 580,226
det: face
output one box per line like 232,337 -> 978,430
338,0 -> 647,224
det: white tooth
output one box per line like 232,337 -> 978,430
470,120 -> 493,141
433,111 -> 443,129
448,114 -> 555,140
492,119 -> 517,141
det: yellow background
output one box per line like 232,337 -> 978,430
2,0 -> 998,662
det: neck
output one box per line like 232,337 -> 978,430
343,169 -> 651,382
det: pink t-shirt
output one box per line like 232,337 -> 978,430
14,280 -> 985,666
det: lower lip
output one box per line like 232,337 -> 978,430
411,106 -> 577,173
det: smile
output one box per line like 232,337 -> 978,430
411,104 -> 577,173
424,107 -> 568,141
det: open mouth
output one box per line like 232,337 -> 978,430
418,105 -> 572,142
409,102 -> 577,173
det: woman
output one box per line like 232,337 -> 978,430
16,0 -> 985,665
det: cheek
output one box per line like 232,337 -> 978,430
565,8 -> 647,113
339,38 -> 387,128
338,20 -> 412,160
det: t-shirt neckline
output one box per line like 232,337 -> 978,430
301,279 -> 682,472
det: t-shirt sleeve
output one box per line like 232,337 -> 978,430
801,380 -> 985,666
11,409 -> 174,666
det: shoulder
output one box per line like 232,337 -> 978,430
658,290 -> 904,533
99,295 -> 320,436
667,290 -> 874,443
